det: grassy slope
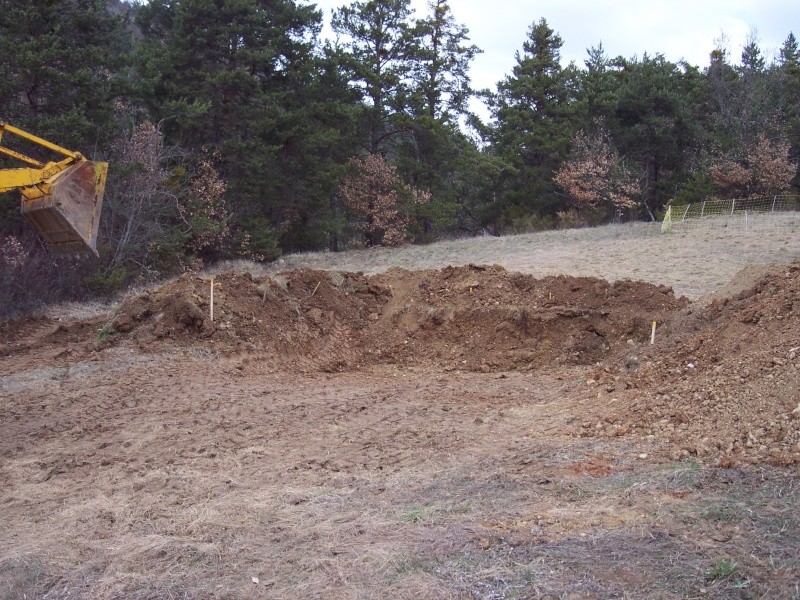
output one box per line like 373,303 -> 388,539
213,219 -> 800,301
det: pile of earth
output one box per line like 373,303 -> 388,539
107,264 -> 686,373
579,263 -> 800,466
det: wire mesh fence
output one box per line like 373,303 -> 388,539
661,195 -> 800,233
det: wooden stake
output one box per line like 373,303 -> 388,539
210,278 -> 215,322
311,281 -> 322,297
650,320 -> 656,345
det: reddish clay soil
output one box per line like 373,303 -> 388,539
0,264 -> 798,598
578,263 -> 800,467
105,265 -> 686,371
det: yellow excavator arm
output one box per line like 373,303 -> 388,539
0,122 -> 108,256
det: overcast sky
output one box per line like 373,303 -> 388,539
309,0 -> 799,94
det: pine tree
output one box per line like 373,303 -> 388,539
0,0 -> 130,246
331,0 -> 419,154
614,55 -> 702,216
393,1 -> 482,239
135,0 -> 321,149
737,32 -> 773,141
488,18 -> 578,227
779,33 -> 799,64
411,0 -> 480,123
704,41 -> 742,149
278,42 -> 365,252
134,0 -> 348,256
0,0 -> 129,150
577,43 -> 627,128
775,33 -> 800,172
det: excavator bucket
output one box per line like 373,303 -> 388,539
20,160 -> 108,256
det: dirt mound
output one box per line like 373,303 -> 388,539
581,263 -> 800,466
105,265 -> 686,372
108,269 -> 390,371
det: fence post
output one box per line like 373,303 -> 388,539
661,206 -> 672,233
210,278 -> 215,322
700,201 -> 706,219
772,196 -> 777,212
730,199 -> 735,216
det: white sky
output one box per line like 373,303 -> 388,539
309,0 -> 800,94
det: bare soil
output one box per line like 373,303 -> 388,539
1,224 -> 799,599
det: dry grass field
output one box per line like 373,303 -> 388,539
249,219 -> 800,301
1,221 -> 799,599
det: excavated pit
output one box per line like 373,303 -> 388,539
2,263 -> 798,469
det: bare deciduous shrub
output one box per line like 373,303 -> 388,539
0,235 -> 26,269
104,121 -> 232,280
709,134 -> 798,198
103,119 -> 180,277
554,130 -> 641,216
0,232 -> 96,320
339,154 -> 431,247
178,149 -> 231,261
555,209 -> 589,229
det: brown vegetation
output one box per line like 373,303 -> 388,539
709,134 -> 798,198
554,130 -> 641,215
339,154 -> 431,247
